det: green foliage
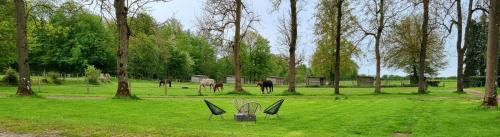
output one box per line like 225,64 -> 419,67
129,33 -> 160,79
0,0 -> 16,69
241,32 -> 274,81
165,46 -> 194,80
30,1 -> 115,73
464,16 -> 488,77
129,13 -> 157,35
311,39 -> 359,81
2,67 -> 18,85
269,55 -> 289,78
312,0 -> 358,81
47,72 -> 62,85
384,15 -> 447,77
85,65 -> 101,85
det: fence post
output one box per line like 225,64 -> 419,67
164,83 -> 167,96
38,77 -> 41,93
86,74 -> 89,94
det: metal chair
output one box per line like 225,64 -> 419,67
235,101 -> 261,122
263,99 -> 284,119
204,99 -> 226,120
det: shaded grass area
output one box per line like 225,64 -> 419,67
0,78 -> 498,136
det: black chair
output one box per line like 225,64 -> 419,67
204,99 -> 226,120
263,99 -> 284,119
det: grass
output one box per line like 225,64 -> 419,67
0,77 -> 498,136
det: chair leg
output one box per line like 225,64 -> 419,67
209,114 -> 213,120
276,114 -> 281,120
220,115 -> 224,119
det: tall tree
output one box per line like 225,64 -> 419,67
241,32 -> 273,81
483,0 -> 498,108
199,0 -> 258,92
384,15 -> 447,78
311,38 -> 359,81
272,0 -> 299,92
114,0 -> 131,97
356,0 -> 408,93
233,0 -> 243,91
438,0 -> 488,93
464,17 -> 488,78
334,0 -> 343,94
14,0 -> 33,96
92,0 -> 169,97
418,0 -> 430,94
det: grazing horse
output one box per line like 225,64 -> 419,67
257,80 -> 273,94
159,79 -> 172,87
213,82 -> 223,92
199,78 -> 215,91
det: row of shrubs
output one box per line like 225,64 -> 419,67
1,65 -> 104,85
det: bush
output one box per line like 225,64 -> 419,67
48,72 -> 62,85
85,65 -> 101,85
2,67 -> 18,85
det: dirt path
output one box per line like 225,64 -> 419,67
464,89 -> 500,102
0,130 -> 36,137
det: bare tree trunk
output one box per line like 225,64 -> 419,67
114,0 -> 131,97
456,0 -> 465,93
374,0 -> 385,94
14,0 -> 32,96
418,0 -> 429,94
334,0 -> 343,95
483,0 -> 498,108
233,0 -> 243,92
288,0 -> 298,93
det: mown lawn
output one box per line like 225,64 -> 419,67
0,78 -> 498,136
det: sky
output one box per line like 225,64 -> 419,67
145,0 -> 458,77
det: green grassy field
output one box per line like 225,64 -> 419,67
0,77 -> 498,136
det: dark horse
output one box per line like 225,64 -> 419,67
159,79 -> 172,87
257,80 -> 273,94
213,82 -> 223,92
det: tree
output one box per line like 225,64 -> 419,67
483,0 -> 499,108
437,0 -> 489,93
30,1 -> 116,74
384,16 -> 447,78
464,17 -> 487,77
199,0 -> 258,92
356,0 -> 409,93
272,0 -> 299,92
91,0 -> 169,98
314,0 -> 354,94
311,39 -> 358,82
14,0 -> 33,96
418,0 -> 430,94
165,46 -> 194,80
113,0 -> 132,97
241,32 -> 273,82
129,33 -> 159,79
334,0 -> 344,94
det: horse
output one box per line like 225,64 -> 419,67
199,78 -> 215,91
257,80 -> 273,94
159,79 -> 172,87
213,82 -> 223,92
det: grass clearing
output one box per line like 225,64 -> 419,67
0,78 -> 498,136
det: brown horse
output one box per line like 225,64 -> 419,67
213,82 -> 223,92
159,79 -> 171,87
257,80 -> 273,94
